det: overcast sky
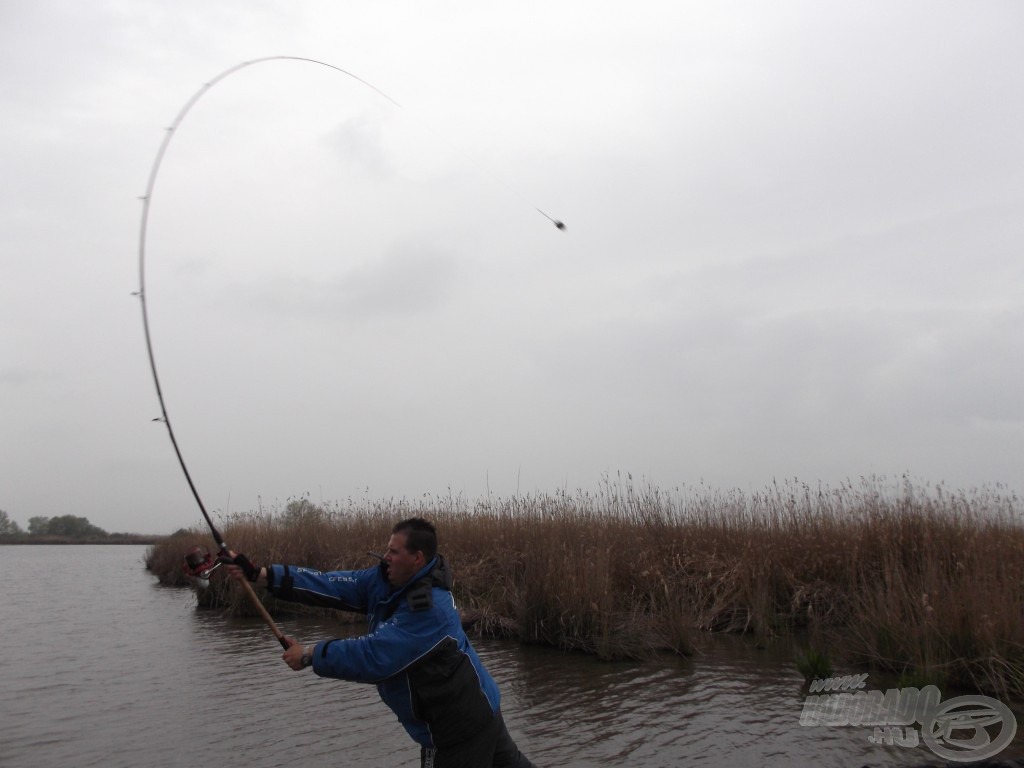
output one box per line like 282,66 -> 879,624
2,1 -> 1022,534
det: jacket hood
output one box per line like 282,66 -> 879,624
425,553 -> 452,591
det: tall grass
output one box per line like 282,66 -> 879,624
146,476 -> 1024,697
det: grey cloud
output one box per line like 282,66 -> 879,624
234,245 -> 460,322
3,0 -> 1023,532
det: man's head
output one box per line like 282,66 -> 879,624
384,517 -> 437,588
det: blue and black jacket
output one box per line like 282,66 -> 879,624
265,554 -> 500,748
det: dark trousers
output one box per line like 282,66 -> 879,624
420,711 -> 537,768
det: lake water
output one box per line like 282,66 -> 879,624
2,545 -> 1021,767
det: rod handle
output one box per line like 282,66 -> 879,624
236,577 -> 289,648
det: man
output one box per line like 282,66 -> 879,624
225,517 -> 538,768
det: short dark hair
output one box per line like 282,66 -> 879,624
393,517 -> 437,561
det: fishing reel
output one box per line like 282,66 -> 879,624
183,545 -> 222,589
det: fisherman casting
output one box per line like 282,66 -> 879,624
223,517 -> 539,768
139,57 -> 563,767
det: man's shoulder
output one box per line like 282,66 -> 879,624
382,586 -> 461,633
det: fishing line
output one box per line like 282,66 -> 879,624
136,57 -> 564,630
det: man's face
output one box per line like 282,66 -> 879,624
383,532 -> 424,588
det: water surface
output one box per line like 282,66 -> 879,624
2,545 -> 1019,767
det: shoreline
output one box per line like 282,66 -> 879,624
0,535 -> 166,545
142,478 -> 1024,699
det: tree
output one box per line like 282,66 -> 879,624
27,516 -> 50,535
281,498 -> 326,524
43,515 -> 108,538
25,515 -> 108,538
0,509 -> 22,535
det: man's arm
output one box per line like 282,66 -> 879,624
265,562 -> 373,613
224,552 -> 374,612
310,602 -> 448,683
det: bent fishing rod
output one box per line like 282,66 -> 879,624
137,56 -> 565,650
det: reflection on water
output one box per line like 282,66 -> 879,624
2,545 -> 1022,767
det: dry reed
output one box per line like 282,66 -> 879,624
145,476 -> 1024,697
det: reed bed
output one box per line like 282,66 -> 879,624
145,476 -> 1024,698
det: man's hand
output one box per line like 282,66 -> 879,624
282,636 -> 311,671
219,550 -> 265,584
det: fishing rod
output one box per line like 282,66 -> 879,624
137,56 -> 564,649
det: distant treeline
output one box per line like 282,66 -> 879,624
0,510 -> 162,544
0,534 -> 165,545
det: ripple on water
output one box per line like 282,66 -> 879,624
4,546 -> 1023,768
